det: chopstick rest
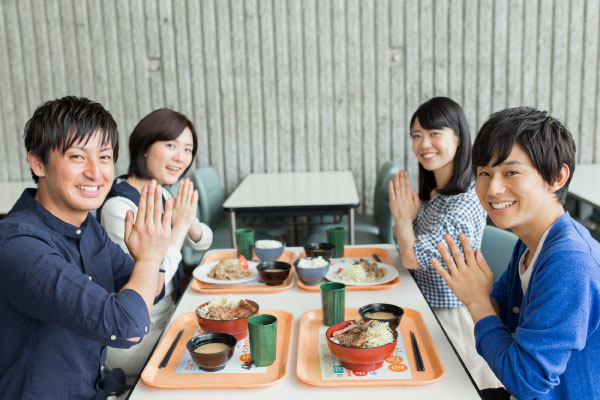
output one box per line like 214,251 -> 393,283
410,330 -> 425,371
159,329 -> 184,369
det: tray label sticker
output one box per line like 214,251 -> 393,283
318,327 -> 413,380
175,328 -> 267,374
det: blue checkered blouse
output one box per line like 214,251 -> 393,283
410,180 -> 487,308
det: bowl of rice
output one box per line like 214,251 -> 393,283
325,319 -> 398,372
294,256 -> 330,285
196,295 -> 259,340
254,239 -> 285,262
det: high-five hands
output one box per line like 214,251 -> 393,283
124,179 -> 172,265
432,233 -> 497,322
388,171 -> 420,223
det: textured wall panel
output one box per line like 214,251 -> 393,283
2,0 -> 600,215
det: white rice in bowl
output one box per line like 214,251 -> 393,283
254,239 -> 283,249
296,256 -> 329,269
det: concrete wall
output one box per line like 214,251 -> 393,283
1,0 -> 598,213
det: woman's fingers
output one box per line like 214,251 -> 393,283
388,180 -> 395,200
162,197 -> 173,231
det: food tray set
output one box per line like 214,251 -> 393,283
296,247 -> 401,291
296,308 -> 445,387
190,250 -> 296,293
141,310 -> 293,388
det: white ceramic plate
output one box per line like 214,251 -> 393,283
192,260 -> 259,285
325,262 -> 399,286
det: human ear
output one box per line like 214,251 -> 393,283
27,151 -> 46,179
550,164 -> 570,192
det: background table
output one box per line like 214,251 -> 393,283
128,244 -> 481,400
223,171 -> 360,246
0,181 -> 35,217
568,164 -> 600,221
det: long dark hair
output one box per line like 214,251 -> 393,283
410,97 -> 473,201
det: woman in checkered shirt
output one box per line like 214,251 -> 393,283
389,97 -> 501,390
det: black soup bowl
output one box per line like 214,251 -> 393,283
303,242 -> 335,259
358,303 -> 405,331
186,333 -> 237,371
256,261 -> 292,286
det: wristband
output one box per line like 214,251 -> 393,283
159,258 -> 166,273
159,268 -> 166,273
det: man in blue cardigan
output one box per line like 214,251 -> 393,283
432,107 -> 600,399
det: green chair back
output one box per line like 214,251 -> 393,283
374,161 -> 401,243
189,166 -> 225,227
481,225 -> 518,280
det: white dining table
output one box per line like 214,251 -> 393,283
127,244 -> 480,400
0,181 -> 35,216
223,171 -> 360,246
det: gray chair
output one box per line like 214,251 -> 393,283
306,161 -> 401,244
480,225 -> 519,280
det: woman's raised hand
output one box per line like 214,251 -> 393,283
388,170 -> 420,223
171,178 -> 198,232
124,180 -> 172,264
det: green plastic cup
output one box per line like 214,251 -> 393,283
248,314 -> 278,366
326,226 -> 346,258
320,282 -> 346,326
235,229 -> 254,259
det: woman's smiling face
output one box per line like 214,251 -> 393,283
144,127 -> 194,185
411,117 -> 460,176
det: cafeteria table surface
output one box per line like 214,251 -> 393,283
223,171 -> 360,246
128,244 -> 481,400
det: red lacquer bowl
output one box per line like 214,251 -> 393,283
325,320 -> 398,372
195,300 -> 259,340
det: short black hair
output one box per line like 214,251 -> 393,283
128,108 -> 199,179
472,107 -> 576,204
410,97 -> 473,201
24,96 -> 119,183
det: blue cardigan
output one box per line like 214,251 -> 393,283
475,212 -> 600,399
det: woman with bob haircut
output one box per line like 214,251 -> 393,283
98,108 -> 213,375
389,97 -> 501,389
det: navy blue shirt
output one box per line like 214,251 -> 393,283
0,189 -> 151,399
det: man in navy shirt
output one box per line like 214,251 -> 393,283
0,96 -> 173,399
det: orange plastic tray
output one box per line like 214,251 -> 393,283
297,247 -> 401,291
190,250 -> 296,293
296,307 -> 445,386
141,309 -> 293,388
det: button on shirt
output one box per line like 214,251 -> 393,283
0,189 -> 151,399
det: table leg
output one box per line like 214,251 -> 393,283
229,211 -> 237,247
348,208 -> 355,244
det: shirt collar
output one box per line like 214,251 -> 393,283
20,188 -> 90,238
